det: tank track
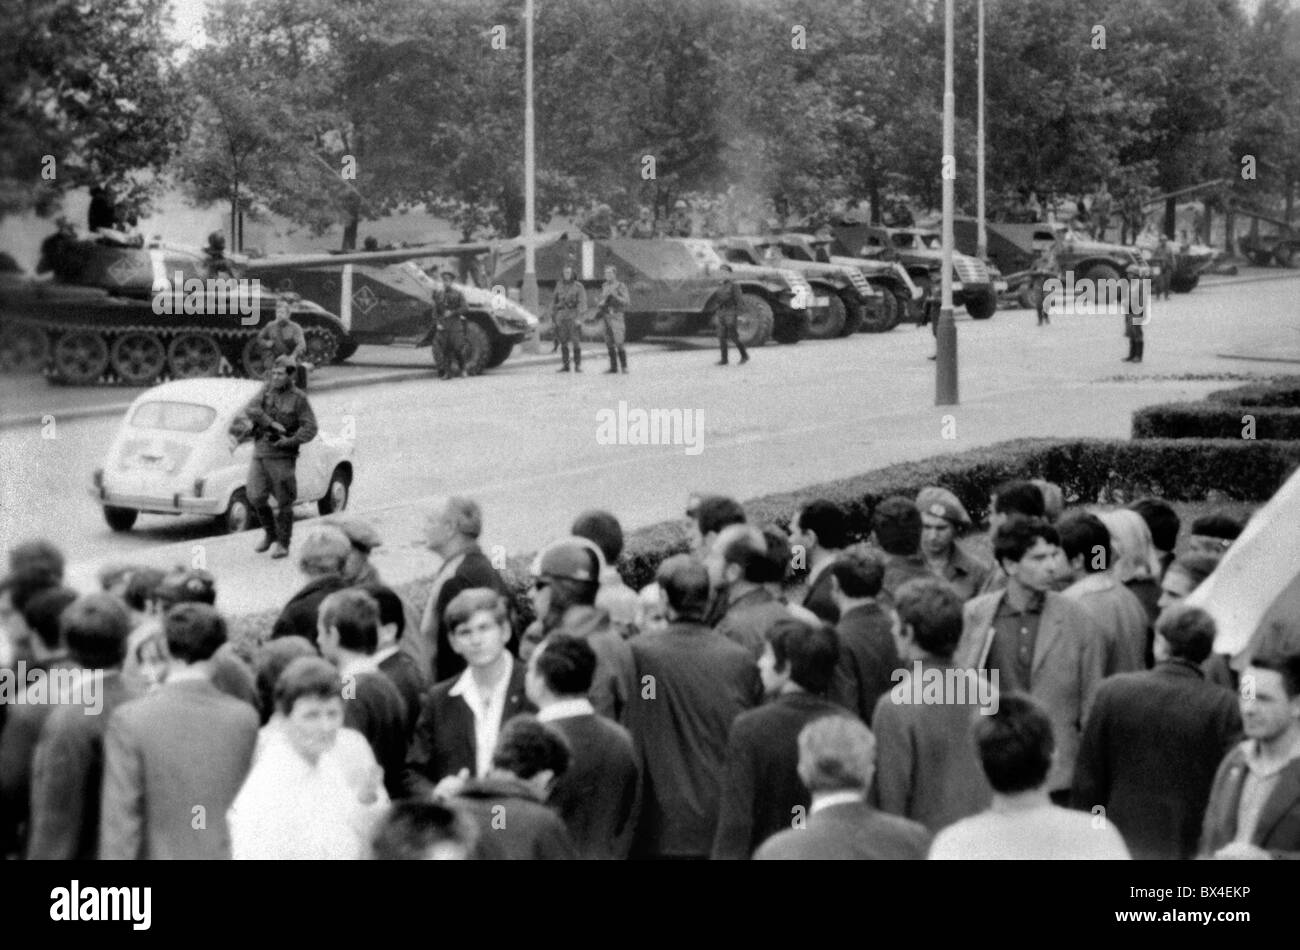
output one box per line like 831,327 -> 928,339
1,316 -> 338,387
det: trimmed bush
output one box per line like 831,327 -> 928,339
1133,403 -> 1300,440
1207,376 -> 1300,409
230,436 -> 1300,647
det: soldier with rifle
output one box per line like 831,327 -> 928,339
433,270 -> 470,379
595,265 -> 630,374
550,261 -> 587,372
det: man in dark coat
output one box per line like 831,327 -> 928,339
444,716 -> 577,860
270,526 -> 351,642
707,265 -> 749,366
790,499 -> 849,624
1199,651 -> 1300,860
229,356 -> 318,557
527,635 -> 638,859
1072,604 -> 1240,859
827,551 -> 900,726
873,496 -> 932,603
625,556 -> 762,858
754,715 -> 930,860
870,579 -> 993,832
418,497 -> 510,683
712,618 -> 845,859
708,524 -> 793,658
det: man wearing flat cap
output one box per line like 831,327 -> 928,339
230,356 -> 318,558
916,487 -> 991,602
433,271 -> 470,379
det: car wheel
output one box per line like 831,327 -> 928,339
222,489 -> 256,534
240,335 -> 269,379
103,506 -> 138,532
318,466 -> 351,515
333,338 -> 360,364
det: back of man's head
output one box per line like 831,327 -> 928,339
363,584 -> 407,640
718,524 -> 770,582
164,602 -> 228,665
297,526 -> 352,578
828,551 -> 885,600
534,634 -> 597,698
61,593 -> 131,669
797,499 -> 849,552
253,636 -> 318,723
9,539 -> 65,588
796,715 -> 875,794
123,567 -> 167,613
491,716 -> 572,781
656,555 -> 711,621
894,578 -> 964,659
371,801 -> 478,860
973,694 -> 1054,794
1155,604 -> 1216,664
693,495 -> 746,537
319,588 -> 381,655
992,481 -> 1046,520
444,497 -> 483,539
873,496 -> 922,557
1055,511 -> 1112,574
768,618 -> 840,695
1129,498 -> 1180,554
571,510 -> 624,566
22,586 -> 78,653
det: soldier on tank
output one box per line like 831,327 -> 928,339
595,264 -> 630,374
629,206 -> 658,239
205,231 -> 237,278
258,296 -> 309,389
229,356 -> 318,559
433,270 -> 469,379
706,265 -> 749,366
550,261 -> 587,373
36,218 -> 82,281
666,199 -> 692,237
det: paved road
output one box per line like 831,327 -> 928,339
1,274 -> 1297,607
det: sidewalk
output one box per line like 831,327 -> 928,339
60,373 -> 1241,622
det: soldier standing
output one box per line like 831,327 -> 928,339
707,265 -> 749,366
229,356 -> 319,558
433,270 -> 469,379
258,296 -> 309,389
666,199 -> 692,237
205,231 -> 237,278
550,262 -> 587,372
596,264 -> 630,374
629,206 -> 657,238
1123,293 -> 1145,364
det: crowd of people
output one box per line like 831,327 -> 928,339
1,480 -> 1297,861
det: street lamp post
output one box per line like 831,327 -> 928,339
936,0 -> 958,405
976,0 -> 987,262
521,0 -> 540,350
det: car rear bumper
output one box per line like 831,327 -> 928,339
92,486 -> 222,517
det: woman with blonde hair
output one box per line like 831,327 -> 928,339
1095,508 -> 1162,624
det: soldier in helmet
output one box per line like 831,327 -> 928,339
595,265 -> 630,374
666,200 -> 692,237
205,230 -> 236,278
581,203 -> 614,240
257,296 -> 309,388
229,356 -> 318,559
433,270 -> 469,379
629,206 -> 658,239
549,261 -> 587,373
706,264 -> 749,366
36,217 -> 81,280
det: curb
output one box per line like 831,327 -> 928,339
0,350 -> 563,432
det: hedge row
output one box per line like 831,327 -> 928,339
1132,403 -> 1300,440
231,436 -> 1300,646
1207,376 -> 1300,409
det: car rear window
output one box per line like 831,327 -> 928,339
129,401 -> 217,433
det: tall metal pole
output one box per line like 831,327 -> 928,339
521,0 -> 540,346
936,0 -> 958,405
976,0 -> 987,261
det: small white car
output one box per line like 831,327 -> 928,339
92,378 -> 355,533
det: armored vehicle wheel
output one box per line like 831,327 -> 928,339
1246,249 -> 1274,267
1084,263 -> 1121,285
649,313 -> 692,336
911,274 -> 934,323
485,337 -> 514,368
1276,245 -> 1297,268
463,321 -> 491,376
103,506 -> 138,532
772,309 -> 809,343
1170,273 -> 1200,293
805,295 -> 846,340
735,294 -> 774,348
53,330 -> 110,384
110,332 -> 167,384
839,297 -> 865,335
221,488 -> 255,534
887,290 -> 908,330
0,323 -> 50,372
858,291 -> 898,333
167,333 -> 223,379
333,338 -> 360,364
965,287 -> 997,320
240,336 -> 270,379
303,327 -> 339,368
318,465 -> 351,515
623,320 -> 649,342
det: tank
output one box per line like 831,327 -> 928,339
492,234 -> 807,348
0,233 -> 348,385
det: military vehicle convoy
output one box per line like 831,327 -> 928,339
0,233 -> 539,383
770,232 -> 919,332
823,220 -> 1000,320
492,235 -> 812,348
714,235 -> 879,338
